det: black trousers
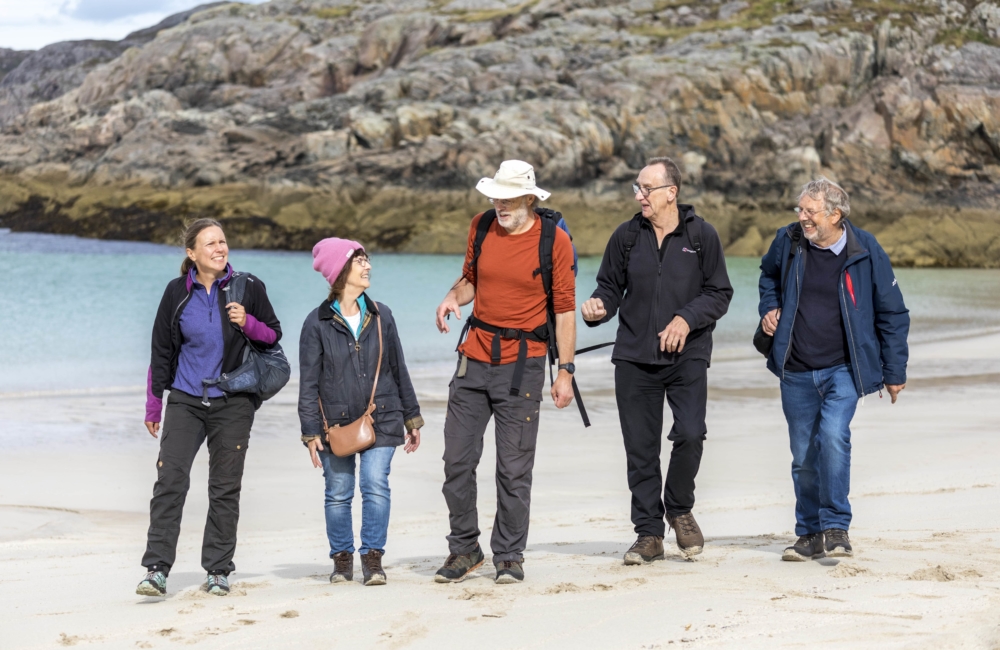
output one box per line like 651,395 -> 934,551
141,391 -> 254,575
615,358 -> 708,537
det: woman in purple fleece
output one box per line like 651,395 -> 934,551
136,219 -> 282,598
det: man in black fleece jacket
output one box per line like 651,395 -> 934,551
582,157 -> 733,564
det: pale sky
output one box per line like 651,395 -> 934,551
0,0 -> 267,51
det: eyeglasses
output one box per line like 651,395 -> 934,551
632,183 -> 675,198
488,197 -> 523,207
794,207 -> 827,219
353,255 -> 371,268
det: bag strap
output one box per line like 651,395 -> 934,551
318,398 -> 329,430
684,216 -> 705,279
367,313 -> 384,411
467,209 -> 497,279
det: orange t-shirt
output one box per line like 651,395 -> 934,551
459,212 -> 576,365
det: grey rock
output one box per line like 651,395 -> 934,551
718,2 -> 749,21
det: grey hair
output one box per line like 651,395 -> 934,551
645,156 -> 683,194
798,177 -> 850,220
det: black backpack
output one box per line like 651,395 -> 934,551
464,207 -> 593,427
200,273 -> 291,406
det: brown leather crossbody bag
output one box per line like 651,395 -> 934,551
319,313 -> 382,457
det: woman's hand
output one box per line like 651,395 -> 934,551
226,302 -> 247,328
404,429 -> 421,453
145,421 -> 160,438
307,438 -> 324,468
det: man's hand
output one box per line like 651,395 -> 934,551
404,429 -> 421,453
761,308 -> 781,336
886,384 -> 905,404
226,302 -> 247,328
436,294 -> 462,333
658,316 -> 691,353
307,438 -> 324,468
145,421 -> 160,438
581,297 -> 606,322
551,371 -> 574,409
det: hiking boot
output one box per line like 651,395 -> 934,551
206,573 -> 229,596
823,528 -> 853,558
494,560 -> 524,584
434,545 -> 485,583
136,570 -> 167,597
330,551 -> 354,584
782,533 -> 825,561
361,550 -> 387,586
623,535 -> 665,565
667,512 -> 704,556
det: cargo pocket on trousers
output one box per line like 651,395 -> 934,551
219,436 -> 250,477
517,392 -> 542,452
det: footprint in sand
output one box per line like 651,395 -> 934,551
236,619 -> 256,626
829,563 -> 871,578
544,582 -> 583,594
157,628 -> 175,636
280,610 -> 299,618
907,565 -> 982,582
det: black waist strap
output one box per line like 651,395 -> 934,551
460,316 -> 548,397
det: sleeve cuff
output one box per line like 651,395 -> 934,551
301,434 -> 321,448
404,415 -> 425,431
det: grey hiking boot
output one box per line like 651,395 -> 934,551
330,551 -> 354,584
667,512 -> 704,556
782,533 -> 825,561
823,528 -> 853,558
361,550 -> 387,586
136,570 -> 167,597
494,559 -> 524,584
434,545 -> 485,583
206,573 -> 230,596
624,535 -> 665,565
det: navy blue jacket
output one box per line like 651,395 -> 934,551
758,221 -> 910,397
298,296 -> 423,448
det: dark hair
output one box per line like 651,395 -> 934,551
180,218 -> 224,276
646,156 -> 683,195
327,249 -> 368,302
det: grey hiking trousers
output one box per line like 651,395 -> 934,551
442,356 -> 544,563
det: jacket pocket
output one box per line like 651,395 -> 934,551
374,394 -> 402,414
320,402 -> 352,426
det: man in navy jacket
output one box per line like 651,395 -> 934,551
758,178 -> 909,562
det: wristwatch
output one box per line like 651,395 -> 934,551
558,362 -> 576,375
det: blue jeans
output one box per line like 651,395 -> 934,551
779,365 -> 858,535
319,446 -> 395,556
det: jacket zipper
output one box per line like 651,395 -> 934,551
840,268 -> 865,398
652,227 -> 663,358
780,243 -> 803,379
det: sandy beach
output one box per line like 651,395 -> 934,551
2,332 -> 999,649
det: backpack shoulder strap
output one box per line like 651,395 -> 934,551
621,214 -> 643,282
684,215 -> 705,275
466,210 -> 497,278
224,272 -> 248,306
535,214 -> 557,297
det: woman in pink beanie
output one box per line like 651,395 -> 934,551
298,238 -> 424,586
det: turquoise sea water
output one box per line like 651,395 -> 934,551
2,229 -> 999,394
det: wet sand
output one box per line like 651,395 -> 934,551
1,334 -> 999,649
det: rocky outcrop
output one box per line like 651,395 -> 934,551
1,0 -> 1000,266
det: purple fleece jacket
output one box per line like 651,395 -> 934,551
144,267 -> 276,423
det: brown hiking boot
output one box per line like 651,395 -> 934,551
434,545 -> 486,583
667,512 -> 704,556
623,535 -> 665,565
361,549 -> 386,586
330,551 -> 354,584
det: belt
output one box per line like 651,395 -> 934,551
459,316 -> 548,397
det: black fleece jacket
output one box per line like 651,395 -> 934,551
587,205 -> 734,366
150,272 -> 282,409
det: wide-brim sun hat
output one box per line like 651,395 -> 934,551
475,159 -> 550,201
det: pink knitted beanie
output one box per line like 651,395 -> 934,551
312,237 -> 365,285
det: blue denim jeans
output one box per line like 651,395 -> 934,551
779,364 -> 858,535
319,446 -> 395,556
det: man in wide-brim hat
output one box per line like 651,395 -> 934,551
433,160 -> 577,585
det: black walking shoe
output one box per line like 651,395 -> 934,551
823,528 -> 853,558
330,551 -> 354,584
623,536 -> 665,565
434,545 -> 485,583
667,512 -> 705,556
494,560 -> 524,584
782,533 -> 826,561
206,573 -> 230,596
136,570 -> 167,597
361,550 -> 387,586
